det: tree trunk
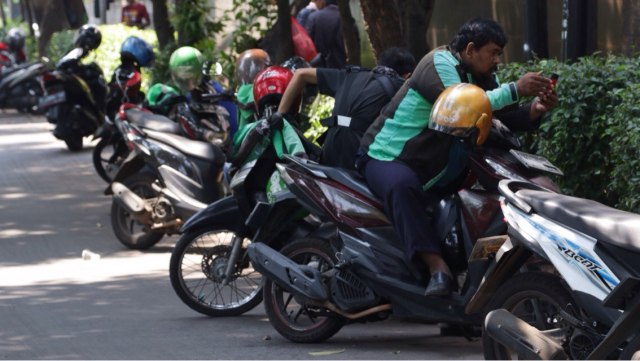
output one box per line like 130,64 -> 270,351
360,0 -> 435,61
34,0 -> 86,56
400,0 -> 434,59
623,0 -> 640,56
337,0 -> 360,65
151,0 -> 174,50
260,0 -> 297,63
359,0 -> 402,59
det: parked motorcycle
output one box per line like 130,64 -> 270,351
0,60 -> 46,114
104,101 -> 228,249
246,117 -> 564,343
167,65 -> 325,317
469,179 -> 640,359
38,25 -> 106,151
93,61 -> 233,183
92,36 -> 157,182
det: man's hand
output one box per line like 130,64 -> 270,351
516,72 -> 552,98
530,90 -> 558,119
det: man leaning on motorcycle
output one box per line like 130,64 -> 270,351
355,17 -> 558,296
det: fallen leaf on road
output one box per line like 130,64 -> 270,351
262,335 -> 271,341
308,349 -> 345,356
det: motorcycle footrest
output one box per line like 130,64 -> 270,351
111,182 -> 146,214
248,243 -> 328,301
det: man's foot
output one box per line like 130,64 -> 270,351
424,272 -> 454,296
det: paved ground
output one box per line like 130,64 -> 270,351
0,111 -> 483,359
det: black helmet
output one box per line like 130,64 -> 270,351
5,28 -> 25,53
281,56 -> 310,73
75,24 -> 102,51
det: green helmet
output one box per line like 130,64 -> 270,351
169,46 -> 203,92
145,83 -> 180,114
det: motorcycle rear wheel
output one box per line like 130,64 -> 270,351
169,227 -> 263,317
110,171 -> 164,249
263,238 -> 345,343
482,272 -> 575,360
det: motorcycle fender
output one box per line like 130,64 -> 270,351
103,151 -> 146,195
248,242 -> 328,301
179,195 -> 243,234
465,243 -> 532,315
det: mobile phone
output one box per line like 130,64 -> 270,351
550,73 -> 560,87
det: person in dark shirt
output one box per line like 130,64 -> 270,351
274,47 -> 416,170
296,0 -> 318,28
122,0 -> 150,29
305,0 -> 350,69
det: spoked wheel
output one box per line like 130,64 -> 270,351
110,171 -> 164,249
169,227 -> 263,317
483,272 -> 575,360
93,136 -> 128,183
263,238 -> 345,343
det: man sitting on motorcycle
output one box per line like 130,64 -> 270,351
357,17 -> 558,296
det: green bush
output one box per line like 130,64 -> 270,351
497,54 -> 640,212
47,24 -> 158,91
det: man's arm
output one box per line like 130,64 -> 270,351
277,68 -> 318,114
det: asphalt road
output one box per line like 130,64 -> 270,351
0,111 -> 483,360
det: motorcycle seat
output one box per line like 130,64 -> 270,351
144,129 -> 225,164
516,189 -> 640,252
125,109 -> 181,134
289,157 -> 382,205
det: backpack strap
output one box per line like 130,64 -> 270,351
374,74 -> 396,99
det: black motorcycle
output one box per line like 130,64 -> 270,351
167,108 -> 325,317
246,118 -> 564,343
0,60 -> 47,114
38,45 -> 107,151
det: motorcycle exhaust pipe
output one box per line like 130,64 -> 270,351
247,243 -> 328,301
111,182 -> 147,217
484,309 -> 568,360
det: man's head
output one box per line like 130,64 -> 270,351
449,17 -> 507,77
377,47 -> 416,79
126,0 -> 136,5
315,0 -> 327,9
324,0 -> 336,6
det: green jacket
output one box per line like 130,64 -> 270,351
360,46 -> 520,190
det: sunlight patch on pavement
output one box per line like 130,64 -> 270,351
0,252 -> 170,289
0,229 -> 55,238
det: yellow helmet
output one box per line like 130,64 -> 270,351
429,83 -> 492,145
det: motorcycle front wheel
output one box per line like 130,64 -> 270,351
92,136 -> 128,183
110,171 -> 164,249
169,227 -> 263,317
64,135 -> 83,151
263,238 -> 345,343
482,272 -> 575,360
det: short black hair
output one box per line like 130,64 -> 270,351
325,0 -> 337,5
449,17 -> 508,53
377,47 -> 417,76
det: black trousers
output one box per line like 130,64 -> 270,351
362,157 -> 442,263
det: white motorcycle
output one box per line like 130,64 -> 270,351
466,179 -> 640,359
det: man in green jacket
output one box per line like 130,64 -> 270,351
357,17 -> 558,296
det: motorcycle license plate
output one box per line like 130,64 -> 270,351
38,91 -> 66,109
510,149 -> 564,176
468,235 -> 508,261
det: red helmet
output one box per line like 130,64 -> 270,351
252,65 -> 298,114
